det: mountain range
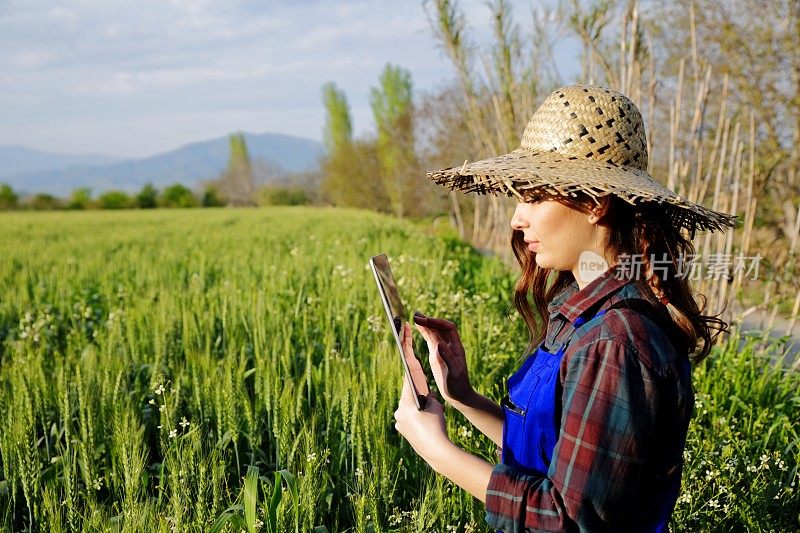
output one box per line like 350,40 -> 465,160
0,132 -> 324,197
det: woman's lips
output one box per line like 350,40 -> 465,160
527,241 -> 540,251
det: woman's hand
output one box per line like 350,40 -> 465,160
412,312 -> 475,406
394,322 -> 453,467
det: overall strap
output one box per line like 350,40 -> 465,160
559,283 -> 629,351
605,298 -> 686,355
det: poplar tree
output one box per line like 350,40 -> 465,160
218,133 -> 256,206
322,82 -> 353,154
369,63 -> 419,218
320,82 -> 386,209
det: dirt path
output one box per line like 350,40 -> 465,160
736,314 -> 800,369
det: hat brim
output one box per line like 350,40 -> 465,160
427,148 -> 738,235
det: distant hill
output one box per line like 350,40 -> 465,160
0,145 -> 119,177
1,132 -> 324,196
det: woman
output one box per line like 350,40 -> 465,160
393,85 -> 737,532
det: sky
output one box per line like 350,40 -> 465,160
0,0 -> 580,159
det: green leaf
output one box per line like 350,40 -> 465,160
278,469 -> 300,533
209,504 -> 245,533
243,465 -> 259,533
267,471 -> 282,533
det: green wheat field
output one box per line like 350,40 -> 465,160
1,207 -> 797,532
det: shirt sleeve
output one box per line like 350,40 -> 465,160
485,338 -> 661,532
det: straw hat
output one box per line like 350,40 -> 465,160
427,84 -> 738,238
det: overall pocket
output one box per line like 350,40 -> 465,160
502,349 -> 561,475
501,367 -> 542,471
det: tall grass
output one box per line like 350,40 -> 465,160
0,207 -> 797,531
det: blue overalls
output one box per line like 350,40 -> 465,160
500,299 -> 685,532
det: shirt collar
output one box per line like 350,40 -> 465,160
550,266 -> 634,324
547,279 -> 578,317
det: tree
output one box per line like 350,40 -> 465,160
67,187 -> 92,209
290,168 -> 325,205
215,133 -> 256,206
322,81 -> 353,154
136,183 -> 158,208
201,186 -> 225,207
423,0 -> 564,249
369,63 -> 420,218
0,183 -> 18,210
98,190 -> 131,209
654,0 -> 800,240
160,184 -> 197,208
260,184 -> 309,206
320,82 -> 354,206
415,83 -> 475,220
27,193 -> 61,210
320,82 -> 389,210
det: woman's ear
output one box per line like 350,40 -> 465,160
589,195 -> 612,222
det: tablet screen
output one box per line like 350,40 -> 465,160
369,253 -> 427,410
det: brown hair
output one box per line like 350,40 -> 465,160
511,193 -> 729,365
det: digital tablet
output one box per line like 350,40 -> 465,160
369,253 -> 427,410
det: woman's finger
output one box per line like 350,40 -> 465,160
414,315 -> 461,345
414,315 -> 456,331
400,322 -> 430,396
401,323 -> 422,372
401,322 -> 413,347
423,392 -> 444,414
414,322 -> 442,346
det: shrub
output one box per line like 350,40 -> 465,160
97,190 -> 132,209
202,187 -> 225,207
160,184 -> 197,208
136,183 -> 158,209
26,193 -> 62,210
67,188 -> 93,210
260,185 -> 310,206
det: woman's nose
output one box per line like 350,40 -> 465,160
510,205 -> 528,230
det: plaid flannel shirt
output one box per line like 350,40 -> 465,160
485,267 -> 694,532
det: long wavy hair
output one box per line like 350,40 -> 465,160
511,192 -> 730,365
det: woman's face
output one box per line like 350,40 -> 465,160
510,196 -> 613,284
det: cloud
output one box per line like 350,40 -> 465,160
10,50 -> 54,68
0,0 -> 577,157
72,60 -> 314,95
